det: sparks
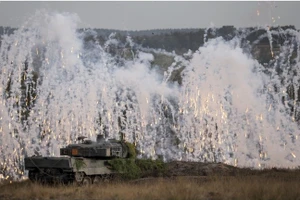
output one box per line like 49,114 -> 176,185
291,152 -> 296,158
268,104 -> 272,111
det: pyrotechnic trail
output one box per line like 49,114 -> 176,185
0,10 -> 299,180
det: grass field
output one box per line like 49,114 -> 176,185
1,175 -> 300,200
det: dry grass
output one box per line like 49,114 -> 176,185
1,175 -> 300,200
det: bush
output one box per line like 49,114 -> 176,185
125,142 -> 137,159
108,158 -> 141,179
136,159 -> 166,177
107,158 -> 166,180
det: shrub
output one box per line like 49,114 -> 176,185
107,158 -> 166,180
136,159 -> 166,177
125,142 -> 137,159
108,158 -> 141,179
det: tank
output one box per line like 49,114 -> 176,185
24,134 -> 129,185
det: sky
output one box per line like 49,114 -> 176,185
0,1 -> 299,30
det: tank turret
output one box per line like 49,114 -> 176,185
60,134 -> 128,158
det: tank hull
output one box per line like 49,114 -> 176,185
24,156 -> 115,184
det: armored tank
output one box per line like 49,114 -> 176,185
24,134 -> 129,185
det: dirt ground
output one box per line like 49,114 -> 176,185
161,161 -> 300,180
165,161 -> 237,176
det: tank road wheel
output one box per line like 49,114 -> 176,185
102,174 -> 113,183
28,170 -> 38,182
74,172 -> 84,184
93,176 -> 102,184
82,176 -> 92,186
